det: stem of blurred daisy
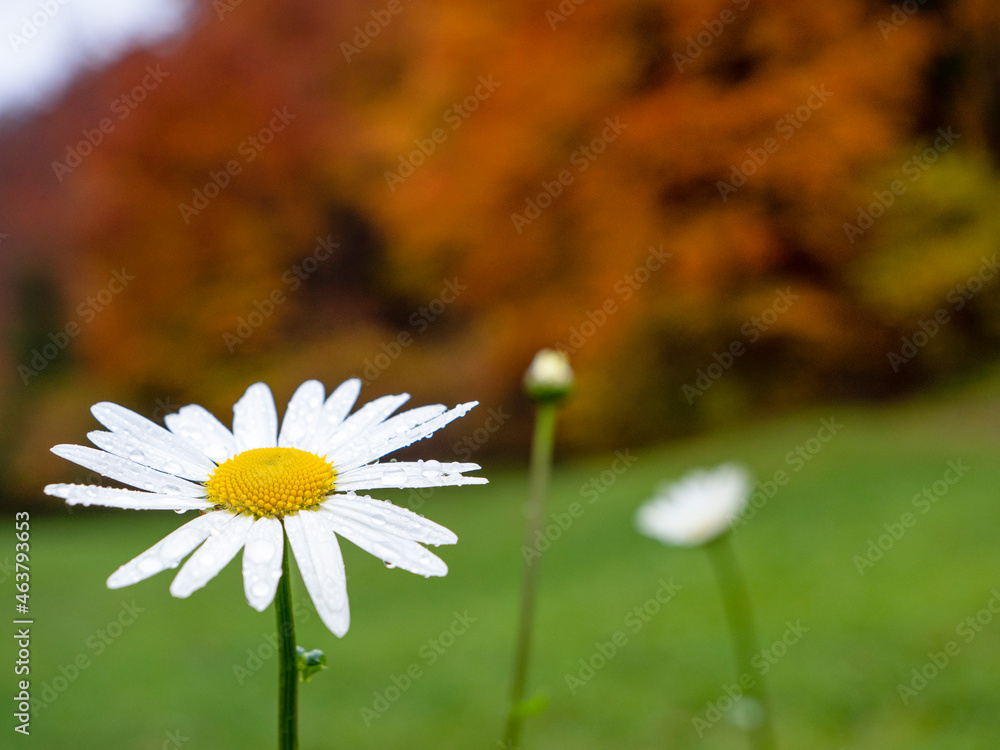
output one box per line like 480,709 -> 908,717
706,532 -> 777,750
503,350 -> 574,747
276,536 -> 299,750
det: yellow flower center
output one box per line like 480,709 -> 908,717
204,447 -> 336,518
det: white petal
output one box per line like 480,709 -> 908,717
335,460 -> 487,492
635,463 -> 752,546
232,382 -> 278,452
90,403 -> 215,480
49,444 -> 207,497
166,404 -> 238,463
278,380 -> 326,449
107,513 -> 226,588
284,511 -> 350,637
45,483 -> 212,511
242,516 -> 285,611
300,385 -> 398,455
378,401 -> 480,463
314,393 -> 410,458
332,404 -> 446,470
323,378 -> 362,427
324,493 -> 457,545
170,513 -> 254,598
322,507 -> 448,577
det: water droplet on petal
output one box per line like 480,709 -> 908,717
163,460 -> 184,475
384,561 -> 396,569
381,467 -> 407,487
129,448 -> 145,463
161,484 -> 182,495
252,581 -> 271,598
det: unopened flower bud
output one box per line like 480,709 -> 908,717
523,349 -> 574,403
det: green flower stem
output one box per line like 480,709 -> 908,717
276,536 -> 299,750
503,401 -> 559,748
705,532 -> 776,750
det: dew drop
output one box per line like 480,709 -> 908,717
129,448 -> 146,463
384,561 -> 396,569
161,484 -> 182,495
173,508 -> 188,515
163,460 -> 184,475
251,581 -> 271,598
381,466 -> 407,487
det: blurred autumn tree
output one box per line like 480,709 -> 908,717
2,0 -> 1000,503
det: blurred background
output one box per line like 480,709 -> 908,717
3,0 -> 1000,504
3,1 -> 1000,748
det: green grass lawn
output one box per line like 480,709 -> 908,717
8,382 -> 1000,749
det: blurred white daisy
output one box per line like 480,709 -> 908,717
635,463 -> 750,547
44,379 -> 486,637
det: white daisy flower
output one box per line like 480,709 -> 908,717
44,379 -> 487,637
635,463 -> 751,547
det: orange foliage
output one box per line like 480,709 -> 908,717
2,0 -> 1000,498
